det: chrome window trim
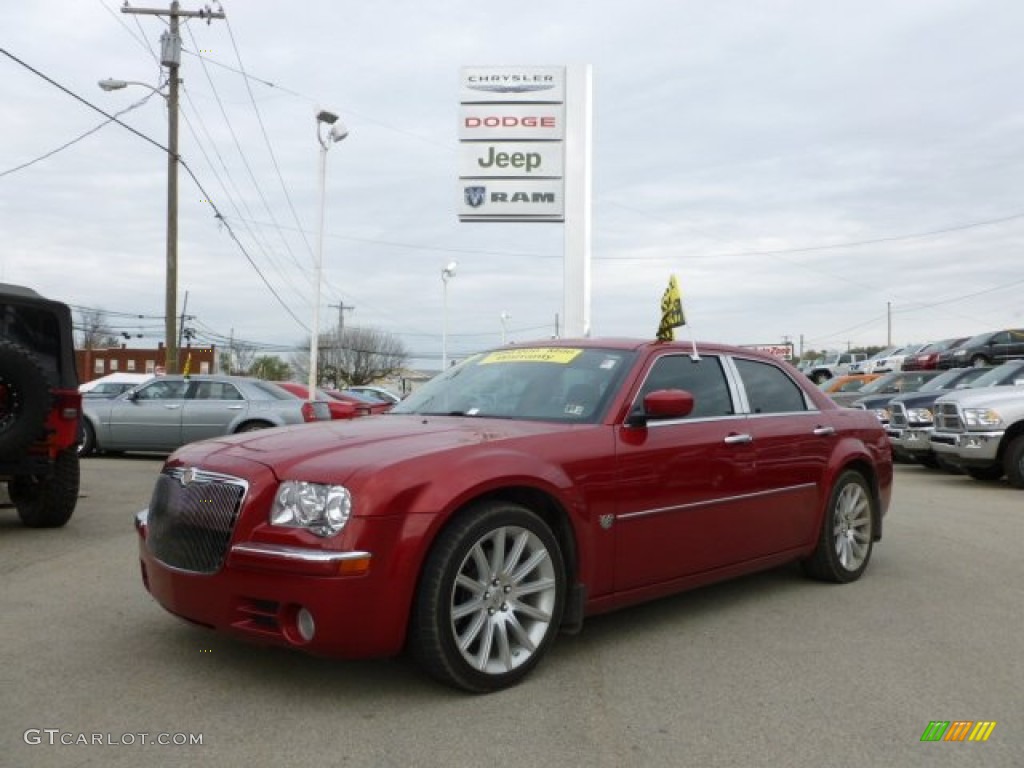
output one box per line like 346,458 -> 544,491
618,483 -> 818,521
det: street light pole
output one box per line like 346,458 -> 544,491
441,261 -> 458,371
500,311 -> 511,345
308,110 -> 348,400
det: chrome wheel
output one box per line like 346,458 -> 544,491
411,502 -> 566,692
449,525 -> 558,675
803,469 -> 875,583
832,480 -> 872,572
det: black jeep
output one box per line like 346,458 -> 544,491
0,284 -> 82,527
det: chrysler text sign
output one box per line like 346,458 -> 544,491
460,66 -> 565,104
459,66 -> 566,222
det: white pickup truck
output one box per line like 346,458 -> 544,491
929,368 -> 1024,487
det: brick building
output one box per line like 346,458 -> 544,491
76,343 -> 217,383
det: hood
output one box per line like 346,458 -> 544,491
172,414 -> 578,483
934,384 -> 1024,409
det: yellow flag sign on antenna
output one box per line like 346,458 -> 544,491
657,275 -> 686,341
182,352 -> 193,377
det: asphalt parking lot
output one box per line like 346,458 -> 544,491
1,458 -> 1020,768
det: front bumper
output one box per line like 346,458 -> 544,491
929,430 -> 1005,463
135,509 -> 410,659
894,426 -> 936,457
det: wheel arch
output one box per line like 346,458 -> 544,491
996,420 -> 1024,464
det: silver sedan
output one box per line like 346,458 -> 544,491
80,375 -> 330,456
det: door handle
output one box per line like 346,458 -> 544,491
163,404 -> 182,410
227,405 -> 244,410
813,426 -> 836,436
724,433 -> 753,445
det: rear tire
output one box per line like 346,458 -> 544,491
10,448 -> 80,528
1005,436 -> 1024,489
970,355 -> 989,367
0,342 -> 51,460
410,501 -> 566,692
802,470 -> 875,583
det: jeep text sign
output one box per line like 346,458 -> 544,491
458,142 -> 564,178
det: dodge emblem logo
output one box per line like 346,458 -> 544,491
464,186 -> 486,208
179,468 -> 199,486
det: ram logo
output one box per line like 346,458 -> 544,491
464,186 -> 486,208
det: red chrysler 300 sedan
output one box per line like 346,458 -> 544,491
135,339 -> 893,692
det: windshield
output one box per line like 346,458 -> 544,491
391,346 -> 637,422
857,373 -> 898,394
970,363 -> 1024,388
918,368 -> 970,392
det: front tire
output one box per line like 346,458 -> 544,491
410,501 -> 566,692
802,470 -> 875,583
9,448 -> 80,528
970,355 -> 990,367
78,421 -> 96,457
1004,436 -> 1024,489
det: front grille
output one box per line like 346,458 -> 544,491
146,468 -> 247,574
934,403 -> 964,432
889,402 -> 908,428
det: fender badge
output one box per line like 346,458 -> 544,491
599,514 -> 614,530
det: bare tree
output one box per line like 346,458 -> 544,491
294,327 -> 408,388
78,308 -> 120,349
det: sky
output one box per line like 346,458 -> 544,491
3,0 -> 1024,370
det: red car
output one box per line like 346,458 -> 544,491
274,381 -> 362,420
323,388 -> 393,416
901,337 -> 968,371
136,340 -> 892,692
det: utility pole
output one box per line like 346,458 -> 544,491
121,2 -> 224,374
328,302 -> 354,337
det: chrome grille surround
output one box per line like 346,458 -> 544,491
146,467 -> 248,574
934,402 -> 964,433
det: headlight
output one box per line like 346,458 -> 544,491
906,407 -> 933,423
270,481 -> 352,537
872,408 -> 890,421
962,408 -> 1003,428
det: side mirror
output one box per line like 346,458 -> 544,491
625,389 -> 695,427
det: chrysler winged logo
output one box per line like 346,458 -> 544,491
179,467 -> 200,487
464,186 -> 486,208
467,83 -> 555,94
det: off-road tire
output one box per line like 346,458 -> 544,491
9,448 -> 80,528
410,501 -> 566,692
802,470 -> 875,583
0,341 -> 51,460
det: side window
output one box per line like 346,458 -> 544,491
637,355 -> 734,418
193,382 -> 243,401
135,380 -> 189,400
733,358 -> 807,414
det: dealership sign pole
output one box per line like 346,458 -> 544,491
458,65 -> 592,337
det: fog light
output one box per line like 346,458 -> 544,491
296,608 -> 316,642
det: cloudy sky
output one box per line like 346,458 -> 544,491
3,0 -> 1023,369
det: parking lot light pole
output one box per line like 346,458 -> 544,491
441,261 -> 458,371
309,110 -> 348,400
